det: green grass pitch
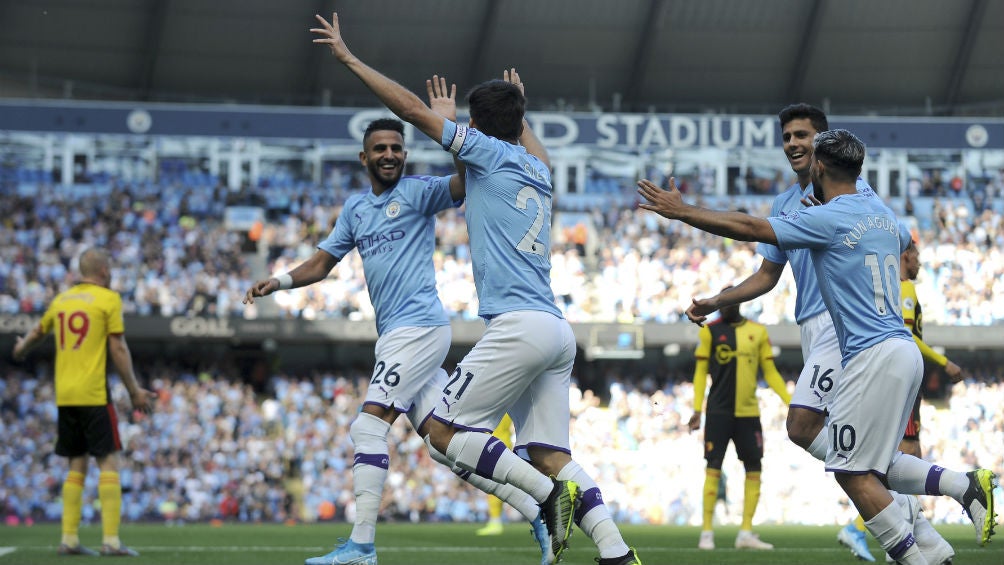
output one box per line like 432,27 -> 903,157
0,523 -> 1000,564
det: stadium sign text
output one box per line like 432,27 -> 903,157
169,317 -> 235,338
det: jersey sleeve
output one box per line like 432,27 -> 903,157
694,325 -> 711,360
39,303 -> 55,335
440,119 -> 503,177
767,206 -> 836,251
106,292 -> 125,335
756,242 -> 787,265
317,200 -> 357,259
413,175 -> 461,215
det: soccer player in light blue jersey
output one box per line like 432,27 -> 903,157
244,116 -> 550,565
683,106 -> 997,560
638,129 -> 996,564
310,11 -> 641,565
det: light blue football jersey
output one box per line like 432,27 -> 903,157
318,175 -> 460,335
767,191 -> 912,365
756,178 -> 874,324
440,120 -> 562,319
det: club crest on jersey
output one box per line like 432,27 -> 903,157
385,201 -> 401,218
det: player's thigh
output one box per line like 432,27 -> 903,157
825,339 -> 922,474
732,417 -> 765,465
791,315 -> 841,414
435,311 -> 569,433
511,319 -> 575,455
702,413 -> 733,468
55,407 -> 89,457
369,325 -> 451,413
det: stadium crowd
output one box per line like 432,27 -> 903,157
2,365 -> 1001,527
5,176 -> 999,326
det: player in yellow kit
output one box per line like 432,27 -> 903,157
476,414 -> 515,536
688,294 -> 790,551
13,247 -> 156,557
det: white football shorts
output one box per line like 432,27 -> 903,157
365,324 -> 451,416
432,310 -> 576,454
824,337 -> 922,475
790,310 -> 842,415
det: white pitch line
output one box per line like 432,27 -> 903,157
0,548 -> 16,558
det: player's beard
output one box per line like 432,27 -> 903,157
369,159 -> 403,191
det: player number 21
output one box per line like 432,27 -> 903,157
864,253 -> 900,317
56,311 -> 90,350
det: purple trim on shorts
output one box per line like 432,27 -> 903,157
825,468 -> 887,480
575,487 -> 603,524
788,403 -> 826,415
888,533 -> 916,560
353,452 -> 390,470
513,442 -> 572,456
475,437 -> 506,479
415,410 -> 434,433
362,400 -> 392,412
926,466 -> 945,495
428,414 -> 492,434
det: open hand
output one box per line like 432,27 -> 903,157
426,75 -> 457,121
637,177 -> 686,220
311,12 -> 352,61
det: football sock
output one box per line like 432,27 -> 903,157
886,451 -> 968,501
425,436 -> 539,520
865,501 -> 924,565
348,413 -> 391,544
741,471 -> 762,531
445,430 -> 552,502
854,514 -> 867,532
61,470 -> 85,547
98,471 -> 122,548
702,469 -> 720,531
488,495 -> 503,522
556,461 -> 630,559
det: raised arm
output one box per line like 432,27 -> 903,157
504,68 -> 550,169
311,12 -> 446,144
638,178 -> 777,244
243,249 -> 339,305
426,74 -> 466,202
686,259 -> 785,325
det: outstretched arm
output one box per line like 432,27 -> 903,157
637,178 -> 777,244
686,259 -> 785,325
243,250 -> 339,305
311,12 -> 446,143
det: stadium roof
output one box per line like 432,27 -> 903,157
1,0 -> 1002,117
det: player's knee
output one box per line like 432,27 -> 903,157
527,446 -> 571,476
786,409 -> 823,448
742,460 -> 762,474
706,457 -> 725,470
425,418 -> 455,454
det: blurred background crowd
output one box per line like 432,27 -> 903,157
2,364 -> 1001,527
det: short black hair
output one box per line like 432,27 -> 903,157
778,103 -> 828,133
813,129 -> 865,181
467,80 -> 525,142
363,118 -> 405,146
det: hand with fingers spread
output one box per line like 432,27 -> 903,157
426,75 -> 457,121
637,177 -> 687,220
311,12 -> 354,62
